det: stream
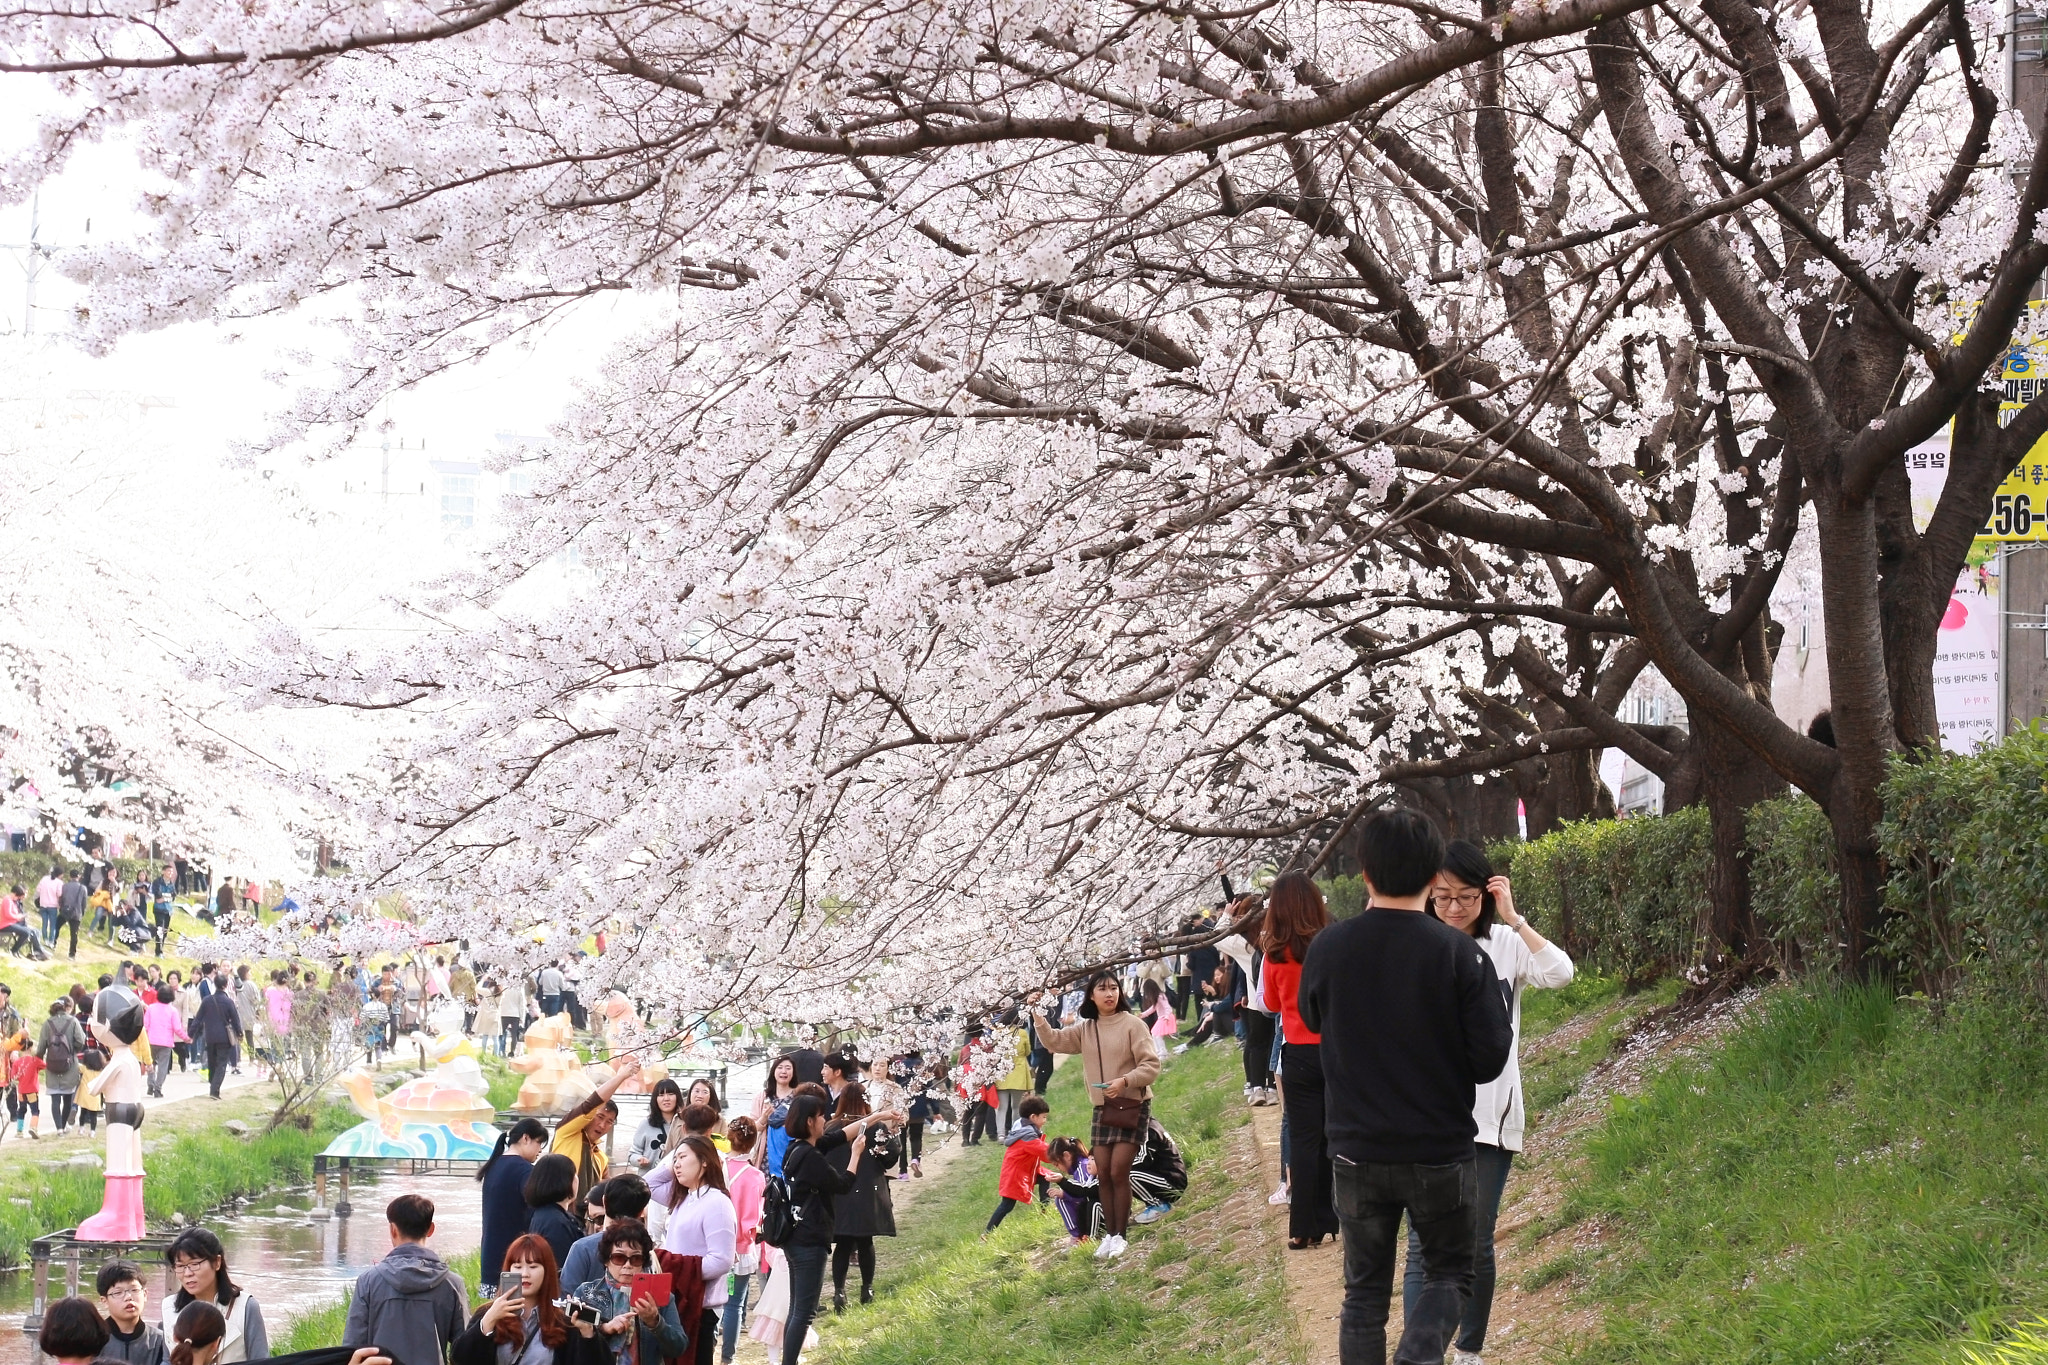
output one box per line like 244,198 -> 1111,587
0,1167 -> 483,1365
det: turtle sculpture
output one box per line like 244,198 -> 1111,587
340,1069 -> 498,1143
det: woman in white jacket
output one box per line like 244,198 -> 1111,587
1403,839 -> 1573,1365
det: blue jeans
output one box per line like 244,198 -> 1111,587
1402,1143 -> 1514,1354
719,1272 -> 752,1362
1332,1155 -> 1478,1365
781,1244 -> 830,1365
39,907 -> 57,943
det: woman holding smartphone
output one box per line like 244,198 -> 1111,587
454,1235 -> 594,1365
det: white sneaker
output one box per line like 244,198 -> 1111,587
1451,1352 -> 1485,1365
1268,1183 -> 1290,1205
1172,1043 -> 1189,1054
1103,1235 -> 1128,1258
1093,1236 -> 1114,1259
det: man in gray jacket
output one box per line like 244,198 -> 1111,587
345,1196 -> 468,1365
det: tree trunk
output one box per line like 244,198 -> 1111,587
1691,707 -> 1785,959
1813,488 -> 1900,978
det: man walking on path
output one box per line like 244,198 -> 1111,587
56,872 -> 87,959
536,962 -> 565,1019
194,973 -> 244,1099
344,1194 -> 468,1365
1299,809 -> 1514,1365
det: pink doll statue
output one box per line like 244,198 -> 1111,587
78,1002 -> 146,1239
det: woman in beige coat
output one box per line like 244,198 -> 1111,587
1034,971 -> 1162,1258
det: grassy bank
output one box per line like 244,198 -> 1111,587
1552,984 -> 2048,1365
816,1041 -> 1299,1365
275,1250 -> 484,1353
0,1093 -> 352,1269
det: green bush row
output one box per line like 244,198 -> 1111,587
1486,726 -> 2048,984
0,850 -> 164,893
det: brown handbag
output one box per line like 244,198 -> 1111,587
1092,1018 -> 1146,1130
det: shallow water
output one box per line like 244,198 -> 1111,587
0,1166 -> 483,1365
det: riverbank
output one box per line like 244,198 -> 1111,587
0,1082 -> 351,1270
809,1041 -> 1300,1365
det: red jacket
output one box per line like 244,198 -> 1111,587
998,1131 -> 1048,1202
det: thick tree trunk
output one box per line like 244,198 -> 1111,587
1691,708 -> 1785,959
1813,489 -> 1900,978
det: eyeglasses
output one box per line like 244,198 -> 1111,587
584,1215 -> 606,1229
606,1253 -> 643,1267
1429,891 -> 1484,909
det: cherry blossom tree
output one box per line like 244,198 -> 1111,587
5,0 -> 2041,990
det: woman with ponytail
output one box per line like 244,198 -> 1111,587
162,1230 -> 267,1361
169,1302 -> 227,1365
453,1235 -> 595,1365
478,1118 -> 549,1292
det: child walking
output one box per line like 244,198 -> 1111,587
983,1096 -> 1050,1237
8,1030 -> 45,1138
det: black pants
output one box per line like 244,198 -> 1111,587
985,1197 -> 1019,1233
48,1092 -> 75,1131
1281,1042 -> 1339,1242
57,917 -> 79,957
1030,1048 -> 1053,1095
1403,1143 -> 1514,1354
781,1242 -> 829,1365
965,1100 -> 997,1144
689,1306 -> 716,1365
206,1042 -> 234,1097
78,1107 -> 98,1130
831,1236 -> 874,1294
896,1122 -> 924,1171
1332,1156 -> 1478,1365
1242,1010 -> 1276,1089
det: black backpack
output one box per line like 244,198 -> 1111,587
758,1173 -> 798,1248
44,1028 -> 74,1075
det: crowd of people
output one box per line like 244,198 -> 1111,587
16,803 -> 1560,1365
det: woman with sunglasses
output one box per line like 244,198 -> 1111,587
568,1220 -> 686,1365
1406,839 -> 1574,1365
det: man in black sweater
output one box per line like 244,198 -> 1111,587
1299,809 -> 1514,1365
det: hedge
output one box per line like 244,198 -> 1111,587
1483,726 -> 2048,986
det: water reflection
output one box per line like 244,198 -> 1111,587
0,1168 -> 484,1365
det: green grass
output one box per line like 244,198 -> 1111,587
478,1050 -> 522,1110
275,1250 -> 482,1352
1555,983 -> 2048,1365
0,1099 -> 354,1269
815,1040 -> 1301,1364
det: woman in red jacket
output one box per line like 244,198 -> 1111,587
1262,873 -> 1337,1249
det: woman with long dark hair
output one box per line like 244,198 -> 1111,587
1262,872 -> 1337,1249
750,1056 -> 799,1176
1401,840 -> 1574,1365
777,1091 -> 902,1365
160,1230 -> 268,1361
652,1135 -> 736,1365
1035,970 -> 1162,1259
824,1084 -> 897,1312
631,1079 -> 684,1170
453,1235 -> 585,1365
478,1117 -> 550,1293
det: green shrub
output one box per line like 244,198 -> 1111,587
1744,793 -> 1838,972
1493,807 -> 1709,980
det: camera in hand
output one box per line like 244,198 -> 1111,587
554,1296 -> 602,1326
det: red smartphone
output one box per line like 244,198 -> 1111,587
630,1275 -> 673,1310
